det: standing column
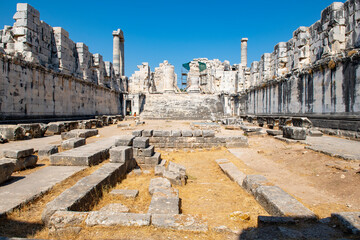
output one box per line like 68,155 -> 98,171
241,38 -> 248,67
120,37 -> 125,77
112,29 -> 124,76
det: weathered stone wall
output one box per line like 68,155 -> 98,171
242,0 -> 360,130
0,54 -> 122,119
0,3 -> 122,120
140,93 -> 224,120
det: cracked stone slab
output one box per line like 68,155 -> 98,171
99,203 -> 129,213
85,212 -> 150,227
148,196 -> 180,214
0,166 -> 85,216
151,214 -> 208,232
110,189 -> 139,198
149,177 -> 171,195
215,159 -> 246,186
255,185 -> 316,221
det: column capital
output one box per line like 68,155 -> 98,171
241,38 -> 248,42
112,29 -> 124,41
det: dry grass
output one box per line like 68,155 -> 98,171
0,160 -> 109,239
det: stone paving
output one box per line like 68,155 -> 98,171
0,166 -> 85,216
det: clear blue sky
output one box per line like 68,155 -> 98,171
0,0 -> 345,84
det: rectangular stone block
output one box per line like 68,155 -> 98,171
114,135 -> 135,146
2,155 -> 38,171
148,196 -> 180,214
182,130 -> 193,137
61,129 -> 98,140
50,138 -> 114,166
255,185 -> 316,220
242,175 -> 269,194
0,125 -> 26,141
61,138 -> 86,150
86,212 -> 150,227
225,136 -> 249,148
151,214 -> 208,232
331,212 -> 360,235
133,137 -> 149,148
110,146 -> 132,164
110,189 -> 139,198
202,130 -> 215,137
171,130 -> 181,137
145,152 -> 161,165
43,163 -> 126,224
38,145 -> 58,159
3,148 -> 34,159
193,130 -> 202,137
283,126 -> 307,140
46,122 -> 65,135
132,130 -> 143,137
0,161 -> 15,184
266,129 -> 283,136
142,130 -> 153,137
134,146 -> 154,157
216,159 -> 246,186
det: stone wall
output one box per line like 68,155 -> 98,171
140,93 -> 224,120
242,0 -> 360,129
0,3 -> 123,120
0,54 -> 122,119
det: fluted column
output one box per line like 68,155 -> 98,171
112,29 -> 124,76
241,38 -> 248,67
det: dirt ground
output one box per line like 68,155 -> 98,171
0,119 -> 359,239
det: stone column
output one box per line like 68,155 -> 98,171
163,62 -> 175,93
112,29 -> 125,76
241,38 -> 248,67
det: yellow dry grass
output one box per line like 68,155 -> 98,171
0,160 -> 109,239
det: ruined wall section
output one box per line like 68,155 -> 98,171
244,1 -> 360,118
0,3 -> 122,119
0,3 -> 117,89
140,94 -> 224,120
0,54 -> 122,119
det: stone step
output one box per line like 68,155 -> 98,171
151,214 -> 208,232
331,212 -> 360,235
85,212 -> 151,227
50,138 -> 116,166
61,129 -> 98,140
42,162 -> 127,224
0,166 -> 85,216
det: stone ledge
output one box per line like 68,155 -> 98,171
331,212 -> 360,235
85,212 -> 151,227
42,162 -> 127,224
151,214 -> 208,232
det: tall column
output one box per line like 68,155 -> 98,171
112,29 -> 124,76
241,38 -> 248,67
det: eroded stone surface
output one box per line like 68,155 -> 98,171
85,212 -> 150,227
110,189 -> 139,198
151,214 -> 208,232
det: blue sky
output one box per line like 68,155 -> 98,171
0,0 -> 345,84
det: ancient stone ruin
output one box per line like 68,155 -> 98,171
0,2 -> 359,240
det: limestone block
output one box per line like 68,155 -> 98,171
148,196 -> 180,214
86,212 -> 150,227
18,123 -> 45,138
61,129 -> 98,140
182,130 -> 193,137
167,161 -> 186,177
331,212 -> 360,235
142,130 -> 153,137
254,185 -> 316,220
110,146 -> 132,163
266,129 -> 283,136
308,129 -> 323,137
171,130 -> 182,137
99,203 -> 129,213
61,138 -> 86,150
110,189 -> 139,198
114,135 -> 135,146
242,175 -> 269,194
133,137 -> 149,148
193,130 -> 202,137
163,170 -> 183,186
48,211 -> 88,235
202,130 -> 215,137
151,214 -> 208,232
145,152 -> 161,165
46,122 -> 65,135
0,125 -> 26,141
329,25 -> 346,43
152,188 -> 179,198
155,165 -> 165,176
38,145 -> 58,159
283,127 -> 306,140
132,130 -> 143,137
3,148 -> 34,159
2,155 -> 38,171
292,117 -> 312,128
134,146 -> 154,157
0,161 -> 15,184
16,3 -> 40,18
149,177 -> 171,195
